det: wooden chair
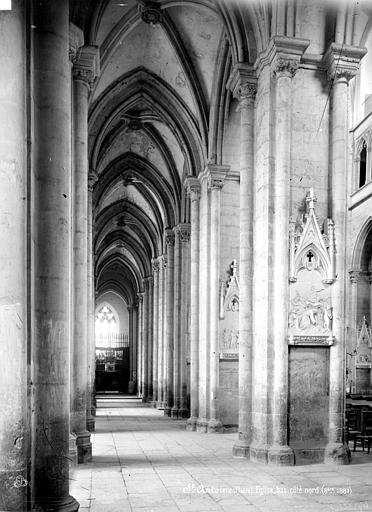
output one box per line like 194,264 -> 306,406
346,408 -> 361,445
353,410 -> 372,454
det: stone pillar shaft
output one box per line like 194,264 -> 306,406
164,231 -> 175,415
87,173 -> 97,432
71,59 -> 92,465
141,281 -> 149,400
348,271 -> 360,394
32,1 -> 78,509
197,177 -> 209,430
208,184 -> 223,432
0,2 -> 28,509
152,261 -> 159,404
179,225 -> 191,418
233,79 -> 256,455
137,294 -> 144,398
157,257 -> 165,408
185,182 -> 201,430
328,75 -> 348,451
147,277 -> 153,400
269,63 -> 294,464
172,229 -> 181,417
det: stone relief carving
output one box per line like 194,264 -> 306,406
219,260 -> 240,319
288,288 -> 332,335
220,328 -> 239,350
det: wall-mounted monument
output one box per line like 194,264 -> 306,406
219,259 -> 239,359
355,316 -> 372,394
288,189 -> 336,463
288,188 -> 336,346
218,260 -> 239,426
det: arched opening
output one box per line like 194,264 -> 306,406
359,140 -> 367,188
349,221 -> 372,395
95,299 -> 130,394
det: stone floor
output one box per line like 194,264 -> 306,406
71,397 -> 372,512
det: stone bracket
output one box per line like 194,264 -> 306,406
288,335 -> 334,346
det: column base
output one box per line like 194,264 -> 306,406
171,406 -> 179,418
196,418 -> 208,433
324,442 -> 350,465
86,415 -> 95,433
157,401 -> 165,410
69,433 -> 78,467
207,419 -> 223,433
249,443 -> 269,463
76,430 -> 92,464
178,407 -> 189,419
164,406 -> 172,417
268,444 -> 295,465
34,495 -> 79,512
232,440 -> 250,458
186,417 -> 197,431
0,468 -> 28,511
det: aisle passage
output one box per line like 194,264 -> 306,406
71,398 -> 372,512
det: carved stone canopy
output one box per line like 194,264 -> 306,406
289,188 -> 336,284
219,260 -> 240,320
357,316 -> 372,349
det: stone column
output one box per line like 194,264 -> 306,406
152,260 -> 160,405
196,174 -> 209,431
137,293 -> 144,398
179,224 -> 191,418
157,256 -> 166,408
207,168 -> 226,432
71,46 -> 98,464
141,279 -> 149,401
185,180 -> 201,430
268,56 -> 299,465
164,230 -> 175,416
0,2 -> 28,509
132,305 -> 138,393
32,1 -> 79,509
87,171 -> 98,432
147,276 -> 153,401
172,227 -> 181,417
324,43 -> 366,463
128,305 -> 135,393
227,67 -> 256,454
348,270 -> 360,394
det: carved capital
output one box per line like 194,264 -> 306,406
272,58 -> 299,79
323,43 -> 367,84
226,63 -> 257,106
88,170 -> 98,192
205,164 -> 229,191
69,23 -> 84,64
177,223 -> 191,243
184,177 -> 201,202
208,176 -> 224,189
137,292 -> 144,304
73,45 -> 100,88
165,228 -> 175,246
349,270 -> 361,284
139,2 -> 162,24
238,82 -> 257,106
152,259 -> 160,273
160,254 -> 168,269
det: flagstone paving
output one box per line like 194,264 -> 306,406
71,398 -> 372,512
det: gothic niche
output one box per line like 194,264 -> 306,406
353,317 -> 372,394
288,189 -> 335,346
219,260 -> 239,358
